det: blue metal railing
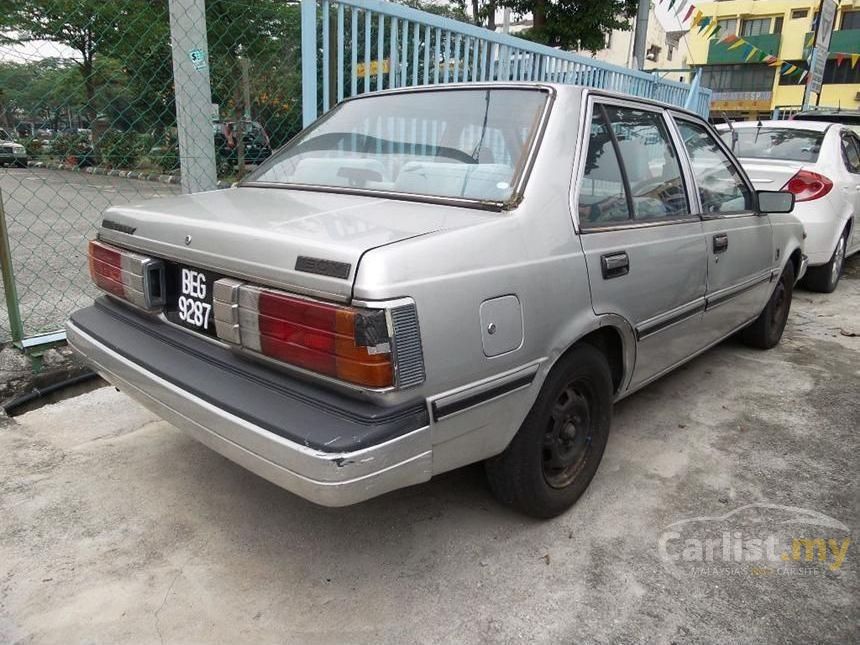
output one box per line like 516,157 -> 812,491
300,0 -> 711,126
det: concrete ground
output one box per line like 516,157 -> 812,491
1,258 -> 858,644
0,168 -> 178,340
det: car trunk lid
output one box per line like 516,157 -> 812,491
736,158 -> 806,191
98,186 -> 494,302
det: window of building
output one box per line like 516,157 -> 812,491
773,16 -> 784,34
778,58 -> 860,86
791,8 -> 809,20
717,18 -> 738,35
841,11 -> 860,30
822,58 -> 860,84
741,17 -> 775,37
699,64 -> 775,92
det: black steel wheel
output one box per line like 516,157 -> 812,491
485,344 -> 613,518
741,260 -> 794,350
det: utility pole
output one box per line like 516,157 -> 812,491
168,0 -> 217,193
632,0 -> 649,70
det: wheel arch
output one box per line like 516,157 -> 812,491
547,315 -> 636,397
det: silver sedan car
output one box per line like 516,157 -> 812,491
68,84 -> 805,517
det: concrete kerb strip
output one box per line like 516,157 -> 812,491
27,161 -> 230,188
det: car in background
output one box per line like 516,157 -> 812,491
0,128 -> 28,168
792,108 -> 860,136
718,120 -> 860,292
213,119 -> 272,168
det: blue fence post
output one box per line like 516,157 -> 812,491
301,0 -> 318,127
683,68 -> 702,112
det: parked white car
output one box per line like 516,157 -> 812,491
717,120 -> 860,292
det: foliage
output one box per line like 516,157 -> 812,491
97,129 -> 145,168
496,0 -> 638,52
51,131 -> 89,158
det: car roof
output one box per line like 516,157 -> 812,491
715,119 -> 832,132
341,82 -> 706,122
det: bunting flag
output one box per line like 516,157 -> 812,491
650,0 -> 860,80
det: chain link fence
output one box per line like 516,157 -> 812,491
0,0 -> 304,343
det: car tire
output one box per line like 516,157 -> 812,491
802,229 -> 847,293
485,344 -> 613,519
741,260 -> 794,350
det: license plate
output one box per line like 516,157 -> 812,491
175,266 -> 216,333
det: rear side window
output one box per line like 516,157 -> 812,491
720,127 -> 824,162
676,120 -> 753,214
603,106 -> 688,221
578,104 -> 689,226
578,109 -> 631,225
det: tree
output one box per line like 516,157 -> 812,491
497,0 -> 638,51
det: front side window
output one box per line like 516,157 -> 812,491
577,105 -> 689,226
842,134 -> 860,173
720,127 -> 824,162
676,120 -> 753,215
246,88 -> 548,203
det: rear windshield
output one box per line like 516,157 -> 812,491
720,127 -> 824,162
246,88 -> 548,203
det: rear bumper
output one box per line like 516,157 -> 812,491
66,299 -> 432,506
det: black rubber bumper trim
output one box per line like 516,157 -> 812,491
431,373 -> 535,422
69,298 -> 428,453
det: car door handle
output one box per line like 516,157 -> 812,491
713,234 -> 729,254
601,251 -> 629,279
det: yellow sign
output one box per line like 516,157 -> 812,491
711,99 -> 772,112
356,59 -> 390,76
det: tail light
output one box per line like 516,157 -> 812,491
214,282 -> 424,390
782,170 -> 833,202
88,240 -> 165,310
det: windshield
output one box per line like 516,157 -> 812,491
720,127 -> 824,162
246,88 -> 548,203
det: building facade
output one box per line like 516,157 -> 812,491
687,0 -> 860,120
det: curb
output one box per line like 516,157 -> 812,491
26,161 -> 234,189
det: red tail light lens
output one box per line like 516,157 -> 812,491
235,286 -> 393,388
782,170 -> 833,202
87,240 -> 165,309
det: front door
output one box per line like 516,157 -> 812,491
672,116 -> 773,340
576,99 -> 707,389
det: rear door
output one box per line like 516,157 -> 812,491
575,98 -> 707,389
671,115 -> 773,341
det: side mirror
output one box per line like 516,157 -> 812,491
757,190 -> 795,214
